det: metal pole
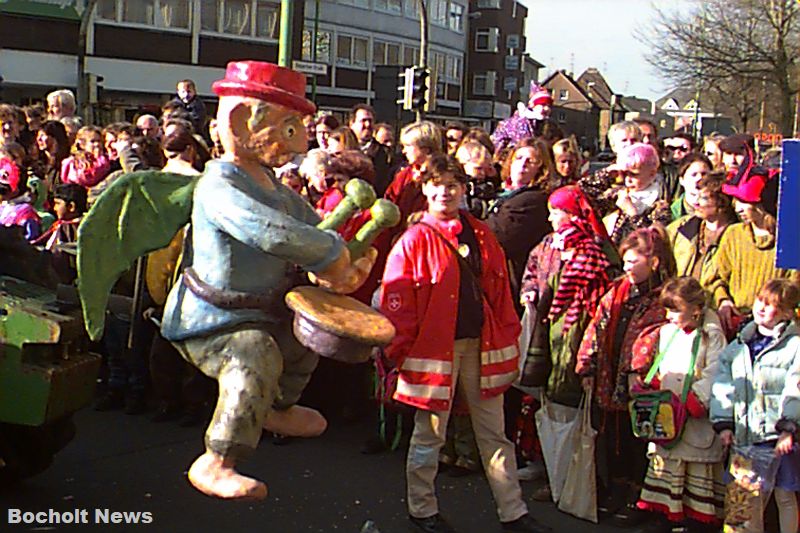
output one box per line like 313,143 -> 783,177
417,0 -> 428,122
793,89 -> 799,138
279,0 -> 294,67
312,0 -> 320,102
77,0 -> 99,124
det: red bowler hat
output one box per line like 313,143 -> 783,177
212,61 -> 316,116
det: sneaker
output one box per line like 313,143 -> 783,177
530,484 -> 552,502
501,513 -> 552,533
517,461 -> 546,481
408,514 -> 456,533
447,457 -> 480,477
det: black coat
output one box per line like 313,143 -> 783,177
363,140 -> 393,197
486,187 -> 552,312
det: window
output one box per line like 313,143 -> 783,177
302,29 -> 332,63
373,41 -> 401,66
200,1 -> 280,38
429,0 -> 447,26
559,89 -> 569,100
98,0 -> 190,28
476,0 -> 501,8
337,34 -> 369,67
445,55 -> 462,82
404,45 -> 419,67
374,0 -> 402,14
473,71 -> 497,96
404,0 -> 420,18
431,51 -> 446,80
339,0 -> 370,7
448,2 -> 464,32
475,28 -> 499,52
557,111 -> 566,123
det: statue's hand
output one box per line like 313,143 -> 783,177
310,247 -> 377,294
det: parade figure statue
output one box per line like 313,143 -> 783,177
78,61 -> 375,500
490,82 -> 564,155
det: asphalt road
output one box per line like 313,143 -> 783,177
1,406 -> 627,533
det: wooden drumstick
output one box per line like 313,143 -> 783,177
347,199 -> 400,259
317,178 -> 376,231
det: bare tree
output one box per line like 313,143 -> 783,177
638,0 -> 800,135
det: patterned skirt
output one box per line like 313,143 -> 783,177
637,454 -> 725,524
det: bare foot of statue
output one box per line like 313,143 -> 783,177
187,451 -> 267,500
263,405 -> 327,437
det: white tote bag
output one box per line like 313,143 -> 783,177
534,395 -> 579,503
557,392 -> 598,523
514,303 -> 542,395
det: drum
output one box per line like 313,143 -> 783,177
285,286 -> 395,364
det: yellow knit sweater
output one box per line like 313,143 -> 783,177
709,222 -> 800,310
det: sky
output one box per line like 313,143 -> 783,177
524,0 -> 692,100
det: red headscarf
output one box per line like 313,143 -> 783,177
547,185 -> 612,332
548,185 -> 608,241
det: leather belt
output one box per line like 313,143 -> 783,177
182,267 -> 279,311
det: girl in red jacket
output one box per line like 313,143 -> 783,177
381,155 -> 550,533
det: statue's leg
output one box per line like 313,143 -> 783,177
176,326 -> 282,500
262,320 -> 326,438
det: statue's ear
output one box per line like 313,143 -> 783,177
227,102 -> 252,146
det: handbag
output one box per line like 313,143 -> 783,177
520,285 -> 553,388
535,395 -> 579,503
628,328 -> 700,448
557,391 -> 598,522
723,444 -> 782,532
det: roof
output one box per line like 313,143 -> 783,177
576,68 -> 615,109
541,70 -> 598,108
523,55 -> 545,69
620,96 -> 652,114
655,87 -> 699,111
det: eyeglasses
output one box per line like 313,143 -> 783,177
446,136 -> 460,143
665,145 -> 690,153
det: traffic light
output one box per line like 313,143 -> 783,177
397,66 -> 431,112
397,67 -> 414,110
410,66 -> 429,111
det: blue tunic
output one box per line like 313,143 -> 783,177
161,160 -> 344,341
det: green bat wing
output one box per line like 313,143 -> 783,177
77,170 -> 198,340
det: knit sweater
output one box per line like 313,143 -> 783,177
709,222 -> 800,310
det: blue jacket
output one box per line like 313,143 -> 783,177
710,321 -> 800,444
161,160 -> 344,341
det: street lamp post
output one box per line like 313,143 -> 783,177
278,0 -> 294,67
77,0 -> 99,124
417,0 -> 428,122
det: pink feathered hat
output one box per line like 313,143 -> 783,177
528,83 -> 553,108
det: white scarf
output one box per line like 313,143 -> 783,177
627,178 -> 662,214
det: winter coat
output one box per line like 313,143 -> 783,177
667,215 -> 731,291
380,211 -> 521,411
630,310 -> 727,462
710,321 -> 800,445
486,186 -> 551,309
575,277 -> 667,411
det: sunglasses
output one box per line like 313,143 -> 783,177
447,136 -> 460,143
665,145 -> 690,153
